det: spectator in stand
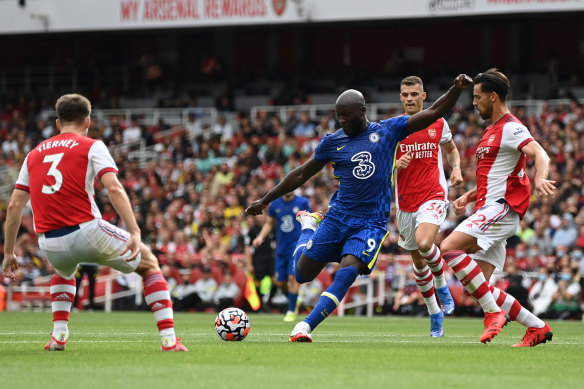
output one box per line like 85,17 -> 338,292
528,266 -> 558,317
292,111 -> 316,138
516,219 -> 535,243
184,111 -> 203,143
213,115 -> 234,143
212,270 -> 241,311
575,224 -> 584,250
552,213 -> 578,251
123,116 -> 143,145
392,272 -> 426,317
548,264 -> 582,320
172,266 -> 217,311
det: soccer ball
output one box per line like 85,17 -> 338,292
215,307 -> 250,341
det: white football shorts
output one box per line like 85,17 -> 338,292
397,199 -> 448,251
38,219 -> 142,279
453,201 -> 519,272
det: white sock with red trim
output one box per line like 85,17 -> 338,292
50,274 -> 76,340
413,264 -> 441,315
143,271 -> 177,346
419,244 -> 447,289
490,285 -> 544,328
443,250 -> 500,313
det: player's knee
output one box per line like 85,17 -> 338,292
417,239 -> 433,254
294,269 -> 311,284
136,245 -> 160,276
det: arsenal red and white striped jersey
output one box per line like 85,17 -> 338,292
475,113 -> 533,218
395,118 -> 451,212
15,133 -> 118,233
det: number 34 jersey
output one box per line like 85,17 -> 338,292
314,116 -> 409,224
15,133 -> 118,233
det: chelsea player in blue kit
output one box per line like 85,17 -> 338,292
246,74 -> 472,342
252,192 -> 311,321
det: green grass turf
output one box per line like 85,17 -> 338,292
0,311 -> 583,389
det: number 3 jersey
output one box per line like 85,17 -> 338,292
394,117 -> 452,212
314,116 -> 409,224
15,133 -> 118,233
267,195 -> 311,257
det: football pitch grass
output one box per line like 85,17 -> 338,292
1,312 -> 583,389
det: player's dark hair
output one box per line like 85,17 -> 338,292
401,76 -> 424,88
55,94 -> 91,124
474,68 -> 510,101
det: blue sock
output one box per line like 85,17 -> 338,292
304,266 -> 359,330
288,292 -> 298,313
293,229 -> 315,284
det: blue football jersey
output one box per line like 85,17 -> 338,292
268,195 -> 311,256
314,117 -> 409,223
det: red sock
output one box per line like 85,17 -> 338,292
50,274 -> 76,325
443,250 -> 499,312
143,271 -> 175,333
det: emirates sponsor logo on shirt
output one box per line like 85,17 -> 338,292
476,146 -> 490,160
399,142 -> 437,153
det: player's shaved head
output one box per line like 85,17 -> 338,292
335,89 -> 368,136
336,89 -> 365,108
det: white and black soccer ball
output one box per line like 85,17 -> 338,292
215,307 -> 250,341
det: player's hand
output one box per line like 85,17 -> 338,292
534,178 -> 556,197
449,168 -> 464,187
452,195 -> 468,216
252,237 -> 263,247
2,252 -> 19,281
246,199 -> 268,215
454,74 -> 473,89
395,152 -> 412,170
121,232 -> 141,262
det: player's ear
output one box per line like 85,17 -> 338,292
56,119 -> 61,131
85,116 -> 91,129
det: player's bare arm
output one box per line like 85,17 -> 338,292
442,140 -> 463,187
101,172 -> 141,261
406,74 -> 472,134
2,189 -> 30,280
395,151 -> 412,170
253,217 -> 275,247
246,156 -> 327,215
453,187 -> 477,216
521,140 -> 556,196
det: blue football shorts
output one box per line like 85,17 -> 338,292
302,213 -> 389,273
275,252 -> 294,282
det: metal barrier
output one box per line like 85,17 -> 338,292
337,272 -> 386,317
5,271 -> 143,313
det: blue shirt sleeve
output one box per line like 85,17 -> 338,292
380,115 -> 410,142
314,134 -> 332,162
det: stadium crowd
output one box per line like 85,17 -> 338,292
1,91 -> 583,320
